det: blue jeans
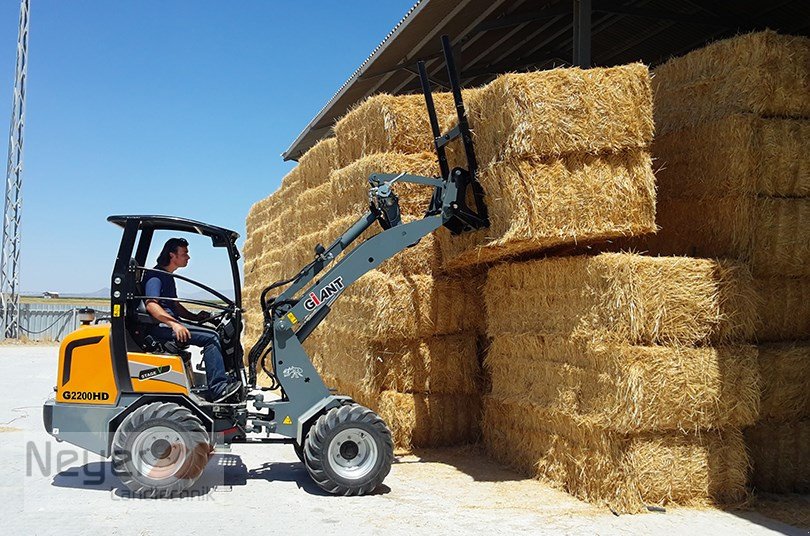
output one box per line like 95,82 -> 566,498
148,324 -> 229,397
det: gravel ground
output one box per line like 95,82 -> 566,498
0,345 -> 806,535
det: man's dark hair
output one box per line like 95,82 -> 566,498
156,237 -> 189,267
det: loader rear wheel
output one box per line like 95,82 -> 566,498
303,404 -> 393,495
112,402 -> 211,498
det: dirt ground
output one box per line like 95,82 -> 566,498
1,345 -> 806,535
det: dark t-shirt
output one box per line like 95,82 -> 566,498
143,267 -> 179,319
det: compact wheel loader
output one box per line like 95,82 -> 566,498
43,36 -> 489,497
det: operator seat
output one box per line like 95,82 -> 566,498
124,258 -> 191,360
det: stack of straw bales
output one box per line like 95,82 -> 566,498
241,32 -> 809,511
244,102 -> 483,449
483,254 -> 759,512
438,64 -> 657,269
642,31 -> 810,494
244,63 -> 658,451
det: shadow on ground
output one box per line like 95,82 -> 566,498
401,444 -> 810,534
395,443 -> 527,483
50,453 -> 392,498
725,494 -> 810,536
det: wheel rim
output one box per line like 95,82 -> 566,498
130,425 -> 188,480
327,428 -> 378,480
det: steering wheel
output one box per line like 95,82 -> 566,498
199,308 -> 230,326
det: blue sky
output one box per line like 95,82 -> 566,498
0,0 -> 413,295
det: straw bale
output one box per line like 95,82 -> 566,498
328,152 -> 439,222
266,166 -> 303,208
449,63 -> 653,165
484,398 -> 749,512
306,328 -> 371,395
746,420 -> 810,493
245,184 -> 305,249
294,182 -> 335,228
485,253 -> 757,346
245,189 -> 284,237
626,428 -> 750,508
758,343 -> 810,423
653,115 -> 810,198
280,164 -> 304,189
756,277 -> 810,341
653,31 -> 810,135
329,271 -> 485,340
645,197 -> 810,278
308,328 -> 480,396
377,391 -> 481,449
262,215 -> 442,278
486,335 -> 760,433
438,150 -> 657,269
370,334 -> 481,394
296,137 -> 338,189
251,152 -> 441,276
244,271 -> 485,345
334,93 -> 457,167
317,372 -> 376,409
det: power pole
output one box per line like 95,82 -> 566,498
1,0 -> 30,339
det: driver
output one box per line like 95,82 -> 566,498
143,237 -> 240,402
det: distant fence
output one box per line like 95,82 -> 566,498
0,303 -> 111,342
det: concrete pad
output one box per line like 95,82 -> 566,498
0,345 -> 805,535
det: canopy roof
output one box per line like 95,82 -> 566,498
283,0 -> 809,161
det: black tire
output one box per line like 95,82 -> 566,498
112,402 -> 211,498
303,404 -> 393,495
295,399 -> 353,463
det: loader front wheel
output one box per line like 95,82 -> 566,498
303,404 -> 393,495
112,402 -> 211,498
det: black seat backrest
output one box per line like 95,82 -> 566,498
126,258 -> 159,352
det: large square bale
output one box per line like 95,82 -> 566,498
378,391 -> 481,450
652,115 -> 809,198
306,329 -> 481,396
485,254 -> 757,346
452,63 -> 653,165
333,93 -> 457,166
486,335 -> 759,433
756,277 -> 810,341
483,399 -> 749,513
746,420 -> 810,494
329,271 -> 485,339
438,150 -> 656,269
653,31 -> 810,135
645,197 -> 810,278
758,343 -> 810,423
296,137 -> 339,189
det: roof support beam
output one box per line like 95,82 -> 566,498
474,1 -> 756,34
474,3 -> 572,32
573,0 -> 592,67
359,50 -> 445,80
461,48 -> 570,78
594,2 -> 752,27
385,0 -> 515,96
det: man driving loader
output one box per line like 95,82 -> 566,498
143,237 -> 241,402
